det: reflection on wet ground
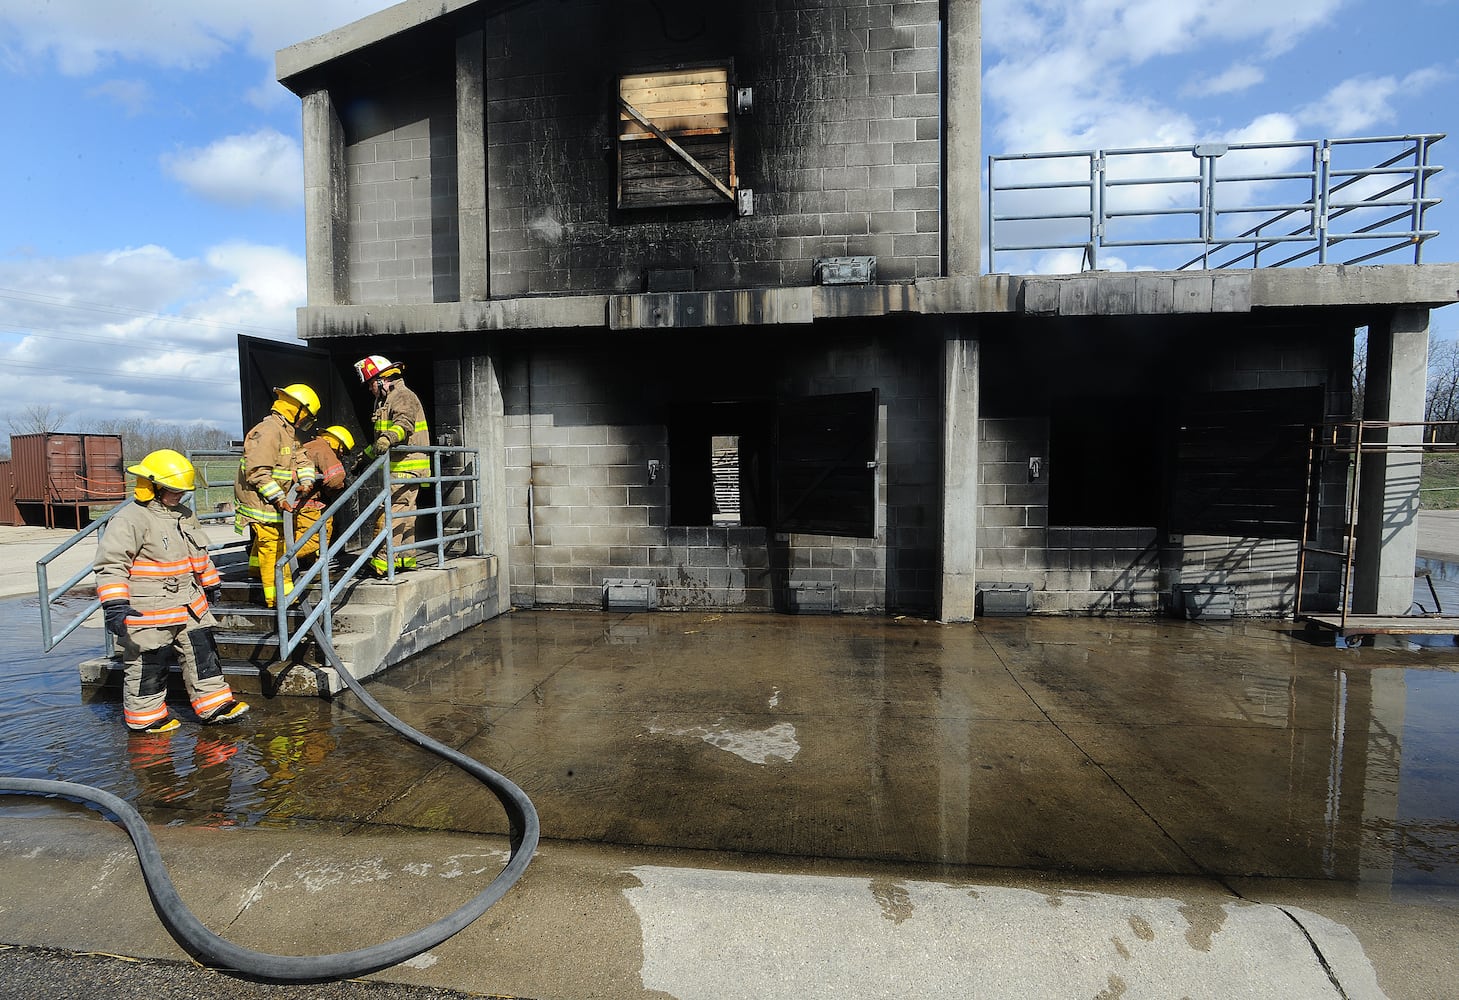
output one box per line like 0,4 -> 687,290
3,584 -> 1458,903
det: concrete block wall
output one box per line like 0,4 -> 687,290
1166,331 -> 1352,615
978,417 -> 1164,614
483,0 -> 943,298
978,328 -> 1352,616
344,90 -> 459,305
493,330 -> 939,614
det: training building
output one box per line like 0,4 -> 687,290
270,0 -> 1459,621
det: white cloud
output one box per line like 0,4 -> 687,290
0,242 -> 304,434
0,1 -> 395,76
1183,63 -> 1265,98
1298,67 -> 1451,135
86,78 -> 153,116
162,129 -> 303,210
983,0 -> 1349,156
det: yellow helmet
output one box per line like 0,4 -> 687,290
321,425 -> 355,451
272,383 -> 321,425
128,449 -> 196,501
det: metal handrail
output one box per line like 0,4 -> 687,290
987,134 -> 1444,273
273,445 -> 483,660
37,449 -> 244,653
36,445 -> 485,667
36,502 -> 124,651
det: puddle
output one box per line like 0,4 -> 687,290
0,594 -> 423,830
4,593 -> 1459,899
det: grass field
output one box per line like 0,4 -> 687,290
1423,453 -> 1459,510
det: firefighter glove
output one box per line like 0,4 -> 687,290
205,585 -> 224,606
102,600 -> 136,638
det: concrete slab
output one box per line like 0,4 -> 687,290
7,518 -> 1459,998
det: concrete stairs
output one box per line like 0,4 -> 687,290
79,551 -> 505,700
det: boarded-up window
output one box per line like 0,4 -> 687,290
618,66 -> 736,209
1168,386 -> 1323,539
775,391 -> 879,538
1049,396 -> 1164,527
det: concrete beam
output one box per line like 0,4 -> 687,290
297,298 -> 610,340
277,0 -> 483,87
1250,263 -> 1459,308
295,267 -> 1459,341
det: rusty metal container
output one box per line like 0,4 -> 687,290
0,460 -> 18,525
10,433 -> 126,503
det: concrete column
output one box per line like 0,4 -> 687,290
464,352 -> 511,594
301,88 -> 349,306
938,332 -> 980,621
456,29 -> 489,301
1352,307 -> 1429,614
943,0 -> 982,277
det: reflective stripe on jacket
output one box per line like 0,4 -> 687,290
95,497 -> 221,627
370,381 -> 430,476
234,412 -> 315,527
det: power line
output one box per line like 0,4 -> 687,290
2,356 -> 237,387
0,325 -> 233,363
0,286 -> 296,339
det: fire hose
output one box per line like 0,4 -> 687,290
0,621 -> 539,983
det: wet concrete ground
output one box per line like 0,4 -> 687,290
4,575 -> 1459,996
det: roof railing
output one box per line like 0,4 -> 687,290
987,134 -> 1443,274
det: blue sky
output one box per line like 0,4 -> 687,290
1,0 -> 1456,436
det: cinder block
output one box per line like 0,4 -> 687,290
1172,583 -> 1236,620
787,581 -> 838,614
977,581 -> 1031,616
603,577 -> 658,611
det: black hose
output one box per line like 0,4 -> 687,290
0,625 -> 540,983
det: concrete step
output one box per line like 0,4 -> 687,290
76,554 -> 503,699
80,653 -> 337,700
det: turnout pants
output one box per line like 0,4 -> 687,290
250,522 -> 293,607
121,620 -> 234,730
294,506 -> 332,564
372,475 -> 421,572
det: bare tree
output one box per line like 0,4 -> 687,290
87,417 -> 235,460
1426,337 -> 1459,442
1352,329 -> 1367,419
6,404 -> 69,436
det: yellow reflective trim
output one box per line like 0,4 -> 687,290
236,504 -> 282,524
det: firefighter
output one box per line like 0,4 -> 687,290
235,382 -> 320,608
96,449 -> 248,734
293,424 -> 353,567
353,355 -> 429,576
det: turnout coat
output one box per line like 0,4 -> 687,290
95,497 -> 221,647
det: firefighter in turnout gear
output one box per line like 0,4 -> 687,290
235,383 -> 320,607
293,424 -> 353,567
354,355 -> 429,576
95,450 -> 248,733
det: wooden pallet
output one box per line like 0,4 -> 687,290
1304,613 -> 1459,646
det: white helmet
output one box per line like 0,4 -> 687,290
354,354 -> 402,383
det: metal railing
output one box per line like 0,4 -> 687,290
987,134 -> 1443,274
274,445 -> 483,660
38,448 -> 251,654
37,445 -> 484,664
